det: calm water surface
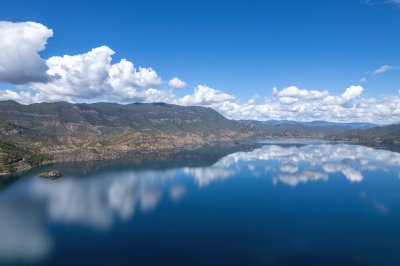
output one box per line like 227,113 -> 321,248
1,142 -> 400,265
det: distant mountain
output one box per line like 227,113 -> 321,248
239,119 -> 378,129
0,100 -> 262,139
328,123 -> 400,144
350,124 -> 400,137
238,122 -> 349,138
236,119 -> 380,138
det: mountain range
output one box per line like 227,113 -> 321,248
0,100 -> 263,174
0,100 -> 399,174
240,119 -> 378,128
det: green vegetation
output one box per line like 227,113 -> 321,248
0,100 -> 262,138
0,139 -> 52,174
0,100 -> 265,174
38,170 -> 63,179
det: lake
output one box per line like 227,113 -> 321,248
1,141 -> 400,266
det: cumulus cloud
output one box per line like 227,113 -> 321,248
276,86 -> 328,100
0,20 -> 164,102
247,94 -> 260,104
0,89 -> 39,104
34,46 -> 114,101
0,21 -> 53,84
27,46 -> 163,103
279,96 -> 298,105
2,21 -> 400,124
271,86 -> 329,106
201,84 -> 377,124
178,84 -> 236,106
110,59 -> 162,89
341,85 -> 364,101
372,65 -> 400,75
322,85 -> 363,106
168,77 -> 187,89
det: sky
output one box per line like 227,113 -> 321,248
0,0 -> 400,123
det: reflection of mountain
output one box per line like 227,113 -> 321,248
0,142 -> 262,190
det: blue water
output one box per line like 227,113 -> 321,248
1,142 -> 400,265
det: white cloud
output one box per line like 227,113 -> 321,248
0,89 -> 39,104
168,77 -> 187,89
36,46 -> 114,101
198,85 -> 375,123
27,46 -> 164,103
110,59 -> 162,89
279,96 -> 298,105
0,21 -> 53,84
247,94 -> 261,104
372,65 -> 400,75
178,84 -> 236,106
248,99 -> 255,104
2,21 -> 400,124
276,86 -> 328,100
360,77 -> 367,83
322,85 -> 363,106
341,85 -> 364,101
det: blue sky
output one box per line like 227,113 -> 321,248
0,0 -> 400,123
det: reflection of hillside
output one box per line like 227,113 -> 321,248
0,142 -> 262,191
0,174 -> 21,190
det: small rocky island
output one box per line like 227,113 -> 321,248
38,171 -> 63,180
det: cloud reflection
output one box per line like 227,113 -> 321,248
0,193 -> 52,264
207,144 -> 400,186
183,167 -> 236,187
1,143 -> 400,264
31,169 -> 178,229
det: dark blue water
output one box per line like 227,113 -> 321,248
1,142 -> 400,266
